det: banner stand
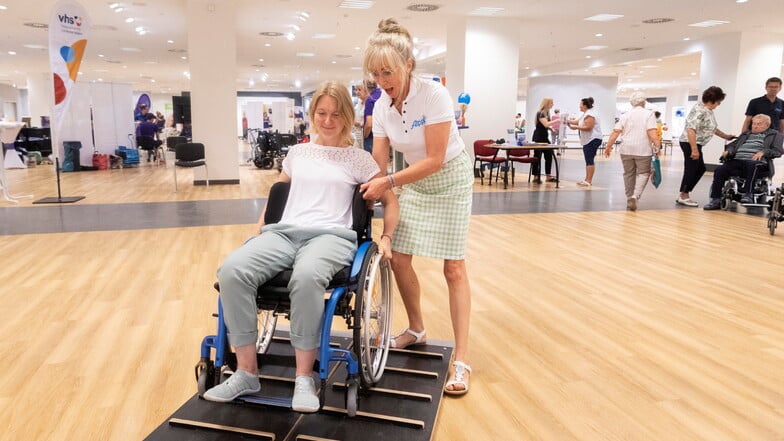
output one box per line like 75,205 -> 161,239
33,157 -> 84,204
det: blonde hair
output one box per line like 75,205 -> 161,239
308,81 -> 355,147
363,18 -> 415,85
538,98 -> 553,118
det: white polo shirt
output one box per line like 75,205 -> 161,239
373,76 -> 465,165
614,106 -> 657,156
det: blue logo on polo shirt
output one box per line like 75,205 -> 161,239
411,116 -> 426,130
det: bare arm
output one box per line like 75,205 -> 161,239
361,121 -> 450,200
538,115 -> 554,129
604,129 -> 622,157
714,127 -> 734,140
646,128 -> 661,155
569,115 -> 595,131
375,185 -> 399,260
363,115 -> 373,139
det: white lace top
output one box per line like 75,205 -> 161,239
279,142 -> 380,229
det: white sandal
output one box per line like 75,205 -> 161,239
445,361 -> 471,396
389,328 -> 426,349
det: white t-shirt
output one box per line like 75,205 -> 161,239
280,142 -> 380,229
613,107 -> 657,156
373,76 -> 465,165
578,109 -> 603,145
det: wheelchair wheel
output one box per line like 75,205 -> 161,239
256,309 -> 278,354
352,244 -> 392,389
770,190 -> 782,235
260,156 -> 275,169
768,215 -> 777,236
195,359 -> 216,397
345,377 -> 359,417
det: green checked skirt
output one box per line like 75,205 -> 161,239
392,151 -> 473,260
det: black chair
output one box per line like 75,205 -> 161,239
173,142 -> 208,192
137,135 -> 163,163
166,136 -> 187,152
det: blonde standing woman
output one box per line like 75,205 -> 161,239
359,18 -> 474,395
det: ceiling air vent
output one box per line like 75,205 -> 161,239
23,22 -> 48,29
621,47 -> 644,52
259,31 -> 284,37
642,18 -> 674,24
406,4 -> 440,12
168,49 -> 188,53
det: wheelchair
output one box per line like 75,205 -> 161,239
767,183 -> 784,235
195,181 -> 393,416
250,131 -> 298,170
719,161 -> 774,210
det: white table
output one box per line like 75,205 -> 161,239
0,122 -> 33,203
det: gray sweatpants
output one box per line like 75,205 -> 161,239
621,154 -> 652,199
217,224 -> 356,350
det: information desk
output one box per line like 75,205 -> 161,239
484,142 -> 576,189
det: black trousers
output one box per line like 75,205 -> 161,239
532,149 -> 553,176
679,141 -> 705,193
709,159 -> 768,199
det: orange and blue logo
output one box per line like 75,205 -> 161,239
53,39 -> 87,104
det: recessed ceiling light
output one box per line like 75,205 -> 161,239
7,51 -> 16,55
23,44 -> 46,49
296,52 -> 315,57
264,43 -> 271,47
290,24 -> 300,31
339,1 -> 374,9
683,37 -> 691,41
469,7 -> 503,16
258,58 -> 264,62
312,34 -> 336,39
594,33 -> 603,37
167,40 -> 174,44
98,54 -> 105,57
121,47 -> 141,52
125,17 -> 134,23
114,7 -> 123,12
286,33 -> 295,41
585,56 -> 591,59
299,11 -> 309,18
331,60 -> 337,64
109,3 -> 120,8
689,20 -> 729,27
581,45 -> 607,50
0,5 -> 7,10
736,0 -> 748,3
584,14 -> 624,22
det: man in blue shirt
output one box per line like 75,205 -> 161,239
742,77 -> 784,134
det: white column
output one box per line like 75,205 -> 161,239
698,31 -> 784,164
447,18 -> 519,153
186,0 -> 238,184
664,86 -> 690,142
26,73 -> 53,127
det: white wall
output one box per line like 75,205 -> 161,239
527,75 -> 618,142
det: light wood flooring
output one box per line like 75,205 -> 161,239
1,152 -> 783,440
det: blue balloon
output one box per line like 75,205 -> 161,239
457,93 -> 471,104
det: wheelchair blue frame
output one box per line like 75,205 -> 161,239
197,233 -> 376,408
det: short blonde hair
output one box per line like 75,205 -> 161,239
752,113 -> 772,126
308,81 -> 355,147
364,18 -> 415,85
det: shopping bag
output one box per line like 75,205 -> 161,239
651,155 -> 662,188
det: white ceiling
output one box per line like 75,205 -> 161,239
0,0 -> 783,99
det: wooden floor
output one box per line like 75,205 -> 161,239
1,154 -> 783,440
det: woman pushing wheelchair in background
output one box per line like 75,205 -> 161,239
203,81 -> 399,412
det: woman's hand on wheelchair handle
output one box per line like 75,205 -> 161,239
378,235 -> 392,261
360,176 -> 389,201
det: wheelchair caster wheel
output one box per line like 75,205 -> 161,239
345,378 -> 359,417
260,156 -> 274,169
195,359 -> 216,397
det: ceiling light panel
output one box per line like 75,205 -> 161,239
469,7 -> 504,16
689,20 -> 730,27
580,45 -> 608,50
339,1 -> 374,9
584,14 -> 624,22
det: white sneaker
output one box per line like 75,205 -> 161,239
577,180 -> 592,187
292,375 -> 320,413
676,198 -> 698,207
202,370 -> 260,403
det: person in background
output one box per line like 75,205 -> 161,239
138,113 -> 163,162
531,97 -> 557,183
567,97 -> 602,187
360,17 -> 475,395
362,80 -> 382,153
353,83 -> 368,149
654,111 -> 664,144
242,112 -> 249,140
603,92 -> 661,211
741,77 -> 783,134
550,109 -> 562,145
704,114 -> 784,210
514,113 -> 523,133
203,80 -> 398,411
676,86 -> 735,207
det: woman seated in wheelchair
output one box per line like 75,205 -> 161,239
203,81 -> 399,411
704,114 -> 784,210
